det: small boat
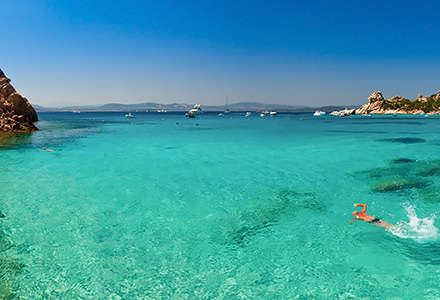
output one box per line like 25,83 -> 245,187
218,113 -> 224,117
270,110 -> 277,116
186,112 -> 195,118
245,112 -> 251,117
187,104 -> 203,116
224,96 -> 231,114
313,110 -> 326,116
126,113 -> 136,118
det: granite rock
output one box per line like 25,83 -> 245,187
0,69 -> 38,131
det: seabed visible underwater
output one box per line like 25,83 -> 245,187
1,112 -> 440,299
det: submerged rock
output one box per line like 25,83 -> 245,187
355,158 -> 440,201
379,137 -> 426,144
373,179 -> 429,193
391,158 -> 417,164
0,69 -> 38,132
223,189 -> 321,246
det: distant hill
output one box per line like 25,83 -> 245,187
33,102 -> 360,112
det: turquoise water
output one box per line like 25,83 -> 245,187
1,112 -> 440,299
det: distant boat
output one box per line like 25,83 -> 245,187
126,113 -> 135,118
189,104 -> 203,115
313,110 -> 326,116
270,110 -> 277,116
224,96 -> 231,114
186,104 -> 203,118
73,110 -> 81,114
218,113 -> 224,117
245,112 -> 251,117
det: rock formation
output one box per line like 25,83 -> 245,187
0,69 -> 38,131
355,90 -> 440,115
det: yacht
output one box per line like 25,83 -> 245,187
189,104 -> 203,115
270,110 -> 277,116
186,104 -> 203,118
126,113 -> 135,118
313,110 -> 326,116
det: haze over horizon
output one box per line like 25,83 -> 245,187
2,0 -> 440,107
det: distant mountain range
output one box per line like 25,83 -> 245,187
32,102 -> 359,112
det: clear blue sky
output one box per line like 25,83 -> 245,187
1,0 -> 440,107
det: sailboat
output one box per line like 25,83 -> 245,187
224,96 -> 231,114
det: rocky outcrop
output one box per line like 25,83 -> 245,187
0,69 -> 38,131
356,91 -> 390,114
355,90 -> 440,115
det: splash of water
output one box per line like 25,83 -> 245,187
390,204 -> 439,241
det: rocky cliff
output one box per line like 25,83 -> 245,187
356,90 -> 440,115
0,69 -> 38,131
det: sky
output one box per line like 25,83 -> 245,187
1,0 -> 440,107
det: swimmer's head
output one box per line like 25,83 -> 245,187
352,211 -> 359,216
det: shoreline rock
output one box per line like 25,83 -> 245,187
0,69 -> 38,132
355,90 -> 440,115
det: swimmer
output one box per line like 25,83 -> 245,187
350,204 -> 395,228
43,148 -> 54,152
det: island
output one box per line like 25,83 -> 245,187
354,90 -> 440,115
0,69 -> 38,132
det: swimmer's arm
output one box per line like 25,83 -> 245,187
348,215 -> 360,224
354,204 -> 367,214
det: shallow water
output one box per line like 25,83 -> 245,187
1,112 -> 440,299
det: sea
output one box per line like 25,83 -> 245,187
1,111 -> 440,299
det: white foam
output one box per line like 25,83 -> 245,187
390,204 -> 439,242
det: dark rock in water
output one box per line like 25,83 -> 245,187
380,137 -> 426,144
391,158 -> 416,164
355,158 -> 440,201
0,211 -> 5,218
416,167 -> 440,177
373,180 -> 429,193
225,188 -> 321,246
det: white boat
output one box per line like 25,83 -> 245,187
126,113 -> 135,118
270,110 -> 277,116
186,104 -> 203,118
188,104 -> 203,115
218,113 -> 224,117
224,96 -> 231,114
245,112 -> 251,117
330,111 -> 340,116
313,110 -> 326,116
